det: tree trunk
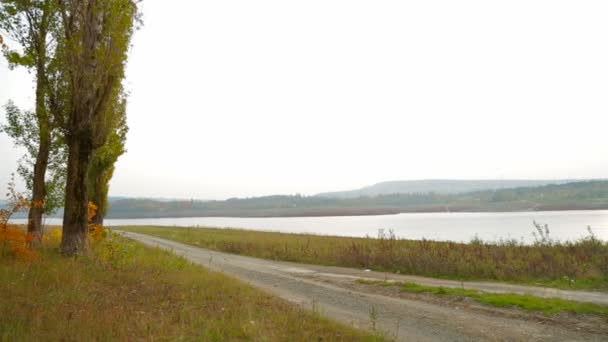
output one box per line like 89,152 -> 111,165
91,174 -> 105,226
27,132 -> 50,244
60,137 -> 92,256
27,60 -> 50,245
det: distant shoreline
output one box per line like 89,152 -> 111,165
9,204 -> 608,221
102,204 -> 608,219
8,180 -> 607,220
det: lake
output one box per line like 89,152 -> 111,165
26,210 -> 608,243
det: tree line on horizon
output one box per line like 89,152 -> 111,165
0,0 -> 139,256
104,180 -> 608,218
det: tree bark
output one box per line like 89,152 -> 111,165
27,131 -> 50,244
27,53 -> 50,245
91,173 -> 105,226
60,136 -> 92,256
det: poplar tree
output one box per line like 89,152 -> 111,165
88,88 -> 128,226
1,101 -> 66,219
57,0 -> 137,255
0,0 -> 61,243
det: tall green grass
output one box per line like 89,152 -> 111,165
120,225 -> 608,291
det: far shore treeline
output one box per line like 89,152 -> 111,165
6,180 -> 604,219
103,180 -> 608,218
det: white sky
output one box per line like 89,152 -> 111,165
1,0 -> 607,199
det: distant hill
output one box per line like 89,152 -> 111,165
103,180 -> 608,218
6,180 -> 607,219
316,179 -> 579,198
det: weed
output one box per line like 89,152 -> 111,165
369,305 -> 378,331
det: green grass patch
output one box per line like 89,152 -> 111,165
118,225 -> 608,291
0,232 -> 384,341
357,279 -> 608,316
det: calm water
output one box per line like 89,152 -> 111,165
27,210 -> 608,243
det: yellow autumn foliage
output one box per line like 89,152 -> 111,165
42,202 -> 106,245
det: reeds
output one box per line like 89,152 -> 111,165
122,224 -> 608,290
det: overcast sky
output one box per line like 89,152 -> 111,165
1,0 -> 607,200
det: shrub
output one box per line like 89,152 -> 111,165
0,177 -> 37,261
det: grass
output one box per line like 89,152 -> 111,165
0,231 -> 384,341
118,225 -> 608,291
357,279 -> 608,317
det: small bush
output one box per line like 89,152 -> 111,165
94,233 -> 139,269
0,178 -> 37,261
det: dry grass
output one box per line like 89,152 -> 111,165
119,226 -> 608,291
0,232 -> 384,341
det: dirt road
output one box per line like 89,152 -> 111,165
120,231 -> 607,341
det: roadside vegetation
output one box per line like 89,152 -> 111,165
0,228 -> 384,341
120,225 -> 608,291
357,279 -> 608,317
